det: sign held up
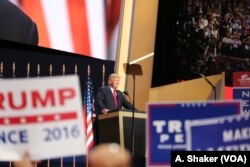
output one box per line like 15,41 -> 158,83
0,75 -> 86,161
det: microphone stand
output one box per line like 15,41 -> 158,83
199,73 -> 216,100
131,74 -> 136,157
123,91 -> 131,102
124,63 -> 142,159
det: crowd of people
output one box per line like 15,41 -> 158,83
176,0 -> 250,85
13,143 -> 131,167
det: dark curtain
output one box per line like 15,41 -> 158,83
0,39 -> 115,98
152,0 -> 184,87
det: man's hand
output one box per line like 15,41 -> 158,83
101,109 -> 110,115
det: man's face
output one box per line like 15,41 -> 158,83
110,77 -> 120,89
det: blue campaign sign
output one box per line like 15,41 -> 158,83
186,114 -> 250,151
233,88 -> 250,113
147,101 -> 241,167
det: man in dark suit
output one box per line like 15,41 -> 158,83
95,73 -> 135,115
0,0 -> 39,45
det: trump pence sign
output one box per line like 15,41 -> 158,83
0,75 -> 86,160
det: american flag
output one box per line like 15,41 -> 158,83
10,0 -> 121,60
83,76 -> 94,150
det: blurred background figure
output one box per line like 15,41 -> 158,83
9,0 -> 122,60
0,0 -> 38,45
88,143 -> 131,167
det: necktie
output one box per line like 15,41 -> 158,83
113,90 -> 117,106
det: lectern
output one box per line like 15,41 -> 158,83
98,110 -> 146,157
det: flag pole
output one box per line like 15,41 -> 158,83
27,63 -> 30,78
60,64 -> 65,167
0,61 -> 3,78
32,63 -> 38,167
86,65 -> 91,167
9,62 -> 15,167
47,64 -> 53,167
84,65 -> 95,167
88,65 -> 90,77
62,64 -> 65,76
49,64 -> 53,77
73,64 -> 78,167
12,62 -> 15,78
37,64 -> 40,78
102,65 -> 105,87
34,63 -> 39,167
75,64 -> 78,75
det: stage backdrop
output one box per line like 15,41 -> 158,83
0,40 -> 115,103
4,0 -> 123,60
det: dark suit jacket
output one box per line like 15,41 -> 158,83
95,86 -> 134,114
0,0 -> 39,45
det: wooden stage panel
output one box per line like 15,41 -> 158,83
98,110 -> 146,157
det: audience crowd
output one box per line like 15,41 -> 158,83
176,0 -> 250,85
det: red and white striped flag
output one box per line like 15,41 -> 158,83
83,76 -> 94,150
11,0 -> 121,60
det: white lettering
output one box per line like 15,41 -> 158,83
153,121 -> 166,133
223,130 -> 233,142
223,127 -> 250,142
242,91 -> 250,97
175,134 -> 184,143
168,120 -> 182,133
243,109 -> 250,112
160,134 -> 169,143
242,100 -> 249,107
175,155 -> 183,162
223,155 -> 244,162
187,155 -> 218,162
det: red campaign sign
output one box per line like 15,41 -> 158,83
0,75 -> 86,161
233,72 -> 250,87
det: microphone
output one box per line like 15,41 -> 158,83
123,90 -> 131,102
197,73 -> 215,89
123,90 -> 130,97
123,90 -> 132,111
196,72 -> 216,100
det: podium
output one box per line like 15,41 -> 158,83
97,110 -> 147,157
